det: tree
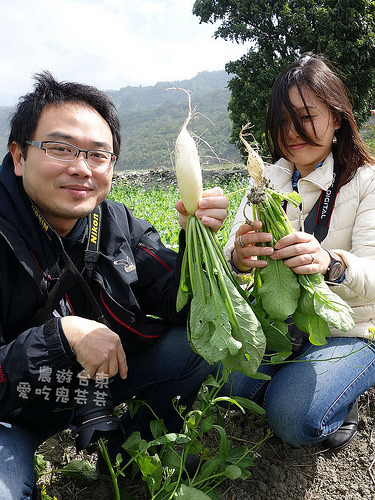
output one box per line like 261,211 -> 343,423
193,0 -> 375,155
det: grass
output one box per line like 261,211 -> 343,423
108,174 -> 248,249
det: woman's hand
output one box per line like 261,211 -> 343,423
271,231 -> 332,274
232,221 -> 274,271
176,187 -> 228,232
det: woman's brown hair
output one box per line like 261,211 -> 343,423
265,52 -> 374,186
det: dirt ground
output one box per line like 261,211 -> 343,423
36,387 -> 375,500
218,389 -> 375,500
36,169 -> 375,499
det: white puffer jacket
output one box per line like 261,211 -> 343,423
224,152 -> 375,338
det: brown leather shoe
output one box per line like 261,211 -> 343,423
322,400 -> 359,451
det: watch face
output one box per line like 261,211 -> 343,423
329,261 -> 343,281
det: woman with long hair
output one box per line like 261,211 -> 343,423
224,52 -> 375,451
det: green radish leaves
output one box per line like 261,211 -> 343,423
257,258 -> 300,321
250,187 -> 355,346
298,274 -> 355,333
293,307 -> 330,345
271,189 -> 302,208
179,216 -> 268,377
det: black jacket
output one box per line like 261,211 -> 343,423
0,152 -> 186,422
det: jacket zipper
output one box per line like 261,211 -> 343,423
137,242 -> 172,271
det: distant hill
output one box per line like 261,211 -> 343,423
0,70 -> 241,170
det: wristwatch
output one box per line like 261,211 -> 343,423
324,249 -> 345,282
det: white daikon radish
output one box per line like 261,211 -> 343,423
239,123 -> 264,187
174,90 -> 202,215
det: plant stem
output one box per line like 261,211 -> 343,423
226,186 -> 250,198
190,216 -> 207,304
196,219 -> 244,343
99,438 -> 120,500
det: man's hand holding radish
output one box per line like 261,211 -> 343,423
176,186 -> 228,232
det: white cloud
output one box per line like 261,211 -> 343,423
0,0 -> 247,105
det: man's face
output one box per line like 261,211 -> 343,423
11,102 -> 114,236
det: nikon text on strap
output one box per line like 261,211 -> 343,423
85,204 -> 102,273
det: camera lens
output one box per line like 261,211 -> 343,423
72,378 -> 125,451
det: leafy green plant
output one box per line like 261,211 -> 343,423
101,374 -> 269,499
35,454 -> 98,498
247,185 -> 355,346
35,374 -> 269,499
34,454 -> 48,483
177,214 -> 279,378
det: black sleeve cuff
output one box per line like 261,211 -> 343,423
44,317 -> 77,366
230,250 -> 252,274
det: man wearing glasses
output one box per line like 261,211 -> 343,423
0,72 -> 228,498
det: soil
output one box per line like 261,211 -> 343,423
36,388 -> 375,499
36,169 -> 375,499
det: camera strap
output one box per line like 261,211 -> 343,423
29,201 -> 106,326
282,156 -> 342,242
303,159 -> 342,241
85,204 -> 102,276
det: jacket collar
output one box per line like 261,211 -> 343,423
265,152 -> 334,193
0,152 -> 87,271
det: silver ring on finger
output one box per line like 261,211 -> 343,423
310,254 -> 315,264
237,235 -> 245,248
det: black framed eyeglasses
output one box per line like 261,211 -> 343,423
26,140 -> 117,169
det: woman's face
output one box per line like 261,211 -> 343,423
279,85 -> 341,175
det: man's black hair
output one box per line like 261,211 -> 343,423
8,71 -> 121,158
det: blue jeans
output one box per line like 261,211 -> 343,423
0,325 -> 211,499
221,337 -> 375,445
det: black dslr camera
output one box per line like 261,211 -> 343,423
72,375 -> 125,451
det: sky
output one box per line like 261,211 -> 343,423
0,0 -> 248,107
